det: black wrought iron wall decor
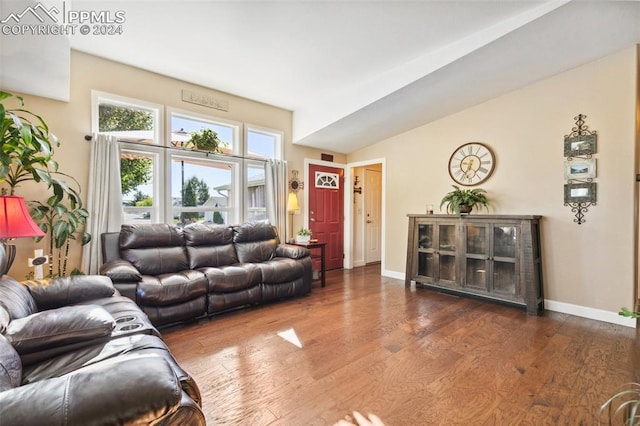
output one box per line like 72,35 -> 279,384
563,114 -> 597,224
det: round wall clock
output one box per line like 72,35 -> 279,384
448,142 -> 495,186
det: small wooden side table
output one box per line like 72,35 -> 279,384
291,241 -> 326,287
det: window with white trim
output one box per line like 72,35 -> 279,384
92,91 -> 283,227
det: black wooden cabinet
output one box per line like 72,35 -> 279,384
406,214 -> 543,315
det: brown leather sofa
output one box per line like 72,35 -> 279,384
0,247 -> 205,425
100,221 -> 312,327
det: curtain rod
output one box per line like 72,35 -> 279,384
84,134 -> 268,163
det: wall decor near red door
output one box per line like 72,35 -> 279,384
308,164 -> 344,270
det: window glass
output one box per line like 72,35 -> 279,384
247,129 -> 277,159
246,164 -> 266,222
121,150 -> 157,224
98,102 -> 157,144
170,156 -> 235,226
171,113 -> 234,154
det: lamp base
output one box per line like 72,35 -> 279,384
0,243 -> 15,276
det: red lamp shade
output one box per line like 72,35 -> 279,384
0,196 -> 45,239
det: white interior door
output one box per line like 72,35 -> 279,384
365,169 -> 382,264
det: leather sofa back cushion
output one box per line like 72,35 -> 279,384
233,222 -> 278,263
120,224 -> 189,275
0,334 -> 21,391
4,305 -> 115,355
235,240 -> 277,263
122,247 -> 189,276
184,224 -> 238,268
188,245 -> 238,269
183,223 -> 234,245
23,276 -> 115,311
0,277 -> 37,319
119,223 -> 184,249
233,221 -> 278,243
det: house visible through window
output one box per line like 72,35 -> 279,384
92,91 -> 282,226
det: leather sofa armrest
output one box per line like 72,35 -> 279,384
23,275 -> 115,310
0,355 -> 186,425
100,259 -> 143,283
276,244 -> 310,259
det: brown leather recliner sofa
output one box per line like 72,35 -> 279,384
100,221 -> 312,327
0,247 -> 205,425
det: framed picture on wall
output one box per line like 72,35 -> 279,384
564,134 -> 597,157
564,158 -> 596,180
564,182 -> 596,204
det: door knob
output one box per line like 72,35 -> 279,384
310,218 -> 316,222
366,220 -> 372,223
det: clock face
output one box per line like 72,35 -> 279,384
448,142 -> 495,186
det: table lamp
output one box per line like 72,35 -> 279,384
287,192 -> 299,243
0,195 -> 45,275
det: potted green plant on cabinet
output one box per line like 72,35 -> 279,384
1,91 -> 90,277
440,185 -> 489,215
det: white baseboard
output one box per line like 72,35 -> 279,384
381,270 -> 636,328
544,299 -> 636,328
353,260 -> 366,268
382,269 -> 405,280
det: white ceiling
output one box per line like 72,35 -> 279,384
69,1 -> 640,154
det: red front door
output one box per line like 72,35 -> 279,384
308,164 -> 344,270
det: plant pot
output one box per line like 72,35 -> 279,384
296,235 -> 311,244
459,205 -> 472,214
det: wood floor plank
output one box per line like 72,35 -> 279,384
161,264 -> 637,425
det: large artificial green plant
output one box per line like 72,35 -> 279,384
0,91 -> 90,277
439,185 -> 489,215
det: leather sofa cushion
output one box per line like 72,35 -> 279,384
137,270 -> 208,306
187,245 -> 238,269
120,224 -> 189,275
0,334 -> 21,391
184,224 -> 238,268
23,276 -> 115,310
257,257 -> 306,284
233,221 -> 278,243
0,277 -> 37,320
235,240 -> 277,263
123,246 -> 189,276
183,223 -> 234,246
4,305 -> 115,355
201,264 -> 262,293
120,223 -> 184,249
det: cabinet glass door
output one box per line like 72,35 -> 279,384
438,224 -> 456,282
417,223 -> 434,279
493,226 -> 517,295
465,225 -> 488,290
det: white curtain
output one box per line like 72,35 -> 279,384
82,134 -> 124,274
264,159 -> 287,240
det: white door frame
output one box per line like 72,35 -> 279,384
303,157 -> 386,272
344,158 -> 386,271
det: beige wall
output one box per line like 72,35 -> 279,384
348,46 -> 639,315
3,50 -> 341,278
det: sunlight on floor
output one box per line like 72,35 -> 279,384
277,328 -> 303,348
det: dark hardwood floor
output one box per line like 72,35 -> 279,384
161,264 -> 638,425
